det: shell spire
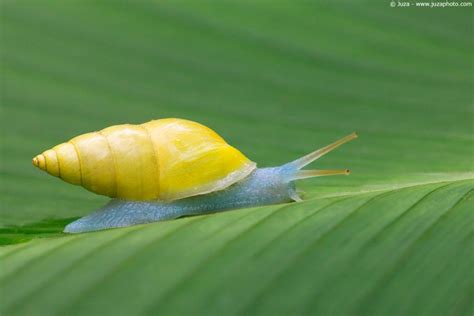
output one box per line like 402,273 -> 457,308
33,144 -> 82,185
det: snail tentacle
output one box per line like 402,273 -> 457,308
286,132 -> 357,170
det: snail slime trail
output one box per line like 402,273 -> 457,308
32,118 -> 357,233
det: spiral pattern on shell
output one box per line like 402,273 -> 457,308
33,118 -> 256,201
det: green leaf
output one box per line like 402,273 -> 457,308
1,0 -> 473,315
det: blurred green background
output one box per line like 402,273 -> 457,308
1,1 -> 473,315
1,0 -> 472,225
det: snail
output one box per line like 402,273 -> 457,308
32,118 -> 357,233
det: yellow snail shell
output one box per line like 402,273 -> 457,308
32,118 -> 256,201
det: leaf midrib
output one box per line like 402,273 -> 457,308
308,173 -> 474,200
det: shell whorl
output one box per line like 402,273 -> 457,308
33,119 -> 256,201
33,126 -> 163,200
33,144 -> 82,185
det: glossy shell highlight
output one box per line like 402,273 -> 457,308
33,118 -> 256,201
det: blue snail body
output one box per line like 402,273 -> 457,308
63,132 -> 357,233
64,166 -> 297,233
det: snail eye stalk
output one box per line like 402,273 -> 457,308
287,132 -> 357,170
284,132 -> 357,181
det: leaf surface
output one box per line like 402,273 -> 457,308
1,1 -> 473,315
